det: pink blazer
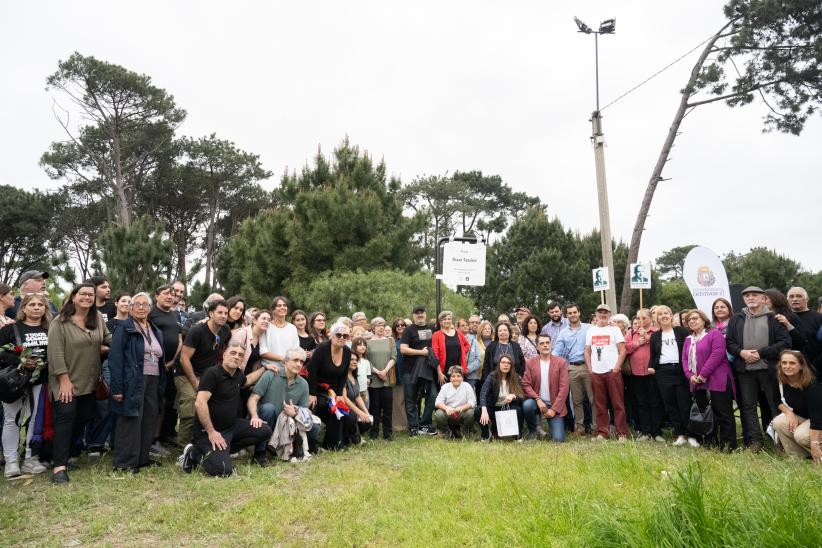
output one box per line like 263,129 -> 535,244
522,355 -> 570,416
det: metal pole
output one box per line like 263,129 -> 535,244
594,32 -> 600,112
591,111 -> 617,311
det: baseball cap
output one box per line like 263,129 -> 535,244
596,303 -> 612,312
18,270 -> 49,286
412,305 -> 426,313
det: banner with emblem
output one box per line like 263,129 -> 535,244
683,246 -> 731,317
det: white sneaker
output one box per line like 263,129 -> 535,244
595,434 -> 608,442
21,457 -> 47,474
4,460 -> 21,478
687,437 -> 701,448
673,436 -> 688,447
654,436 -> 666,443
636,435 -> 650,442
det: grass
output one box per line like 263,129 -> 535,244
2,436 -> 822,547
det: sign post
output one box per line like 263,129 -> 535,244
435,236 -> 486,318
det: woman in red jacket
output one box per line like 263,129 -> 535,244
431,311 -> 470,385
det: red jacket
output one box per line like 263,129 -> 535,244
431,329 -> 470,373
522,355 -> 570,417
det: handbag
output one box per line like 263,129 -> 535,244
688,391 -> 714,436
0,324 -> 33,403
494,405 -> 519,438
95,374 -> 110,400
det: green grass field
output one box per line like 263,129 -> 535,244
2,436 -> 821,547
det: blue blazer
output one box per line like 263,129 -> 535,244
108,317 -> 166,417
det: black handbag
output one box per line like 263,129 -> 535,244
0,325 -> 32,403
688,391 -> 714,436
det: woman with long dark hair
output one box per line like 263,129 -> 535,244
390,318 -> 408,434
225,296 -> 246,332
308,311 -> 329,346
47,283 -> 111,484
518,315 -> 542,360
764,289 -> 807,353
480,323 -> 525,387
475,355 -> 525,441
772,350 -> 822,462
292,309 -> 317,360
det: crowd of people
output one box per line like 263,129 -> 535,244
1,270 -> 821,483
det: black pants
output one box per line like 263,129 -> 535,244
158,375 -> 178,444
368,386 -> 393,439
112,375 -> 160,469
473,401 -> 524,439
52,393 -> 96,468
736,369 -> 777,444
316,400 -> 344,450
343,413 -> 371,446
191,418 -> 272,477
655,365 -> 692,436
693,385 -> 736,449
629,374 -> 662,437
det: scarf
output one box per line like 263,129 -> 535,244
688,330 -> 707,375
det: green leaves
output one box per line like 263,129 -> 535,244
98,216 -> 173,293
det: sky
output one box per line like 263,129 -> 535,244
2,1 -> 820,272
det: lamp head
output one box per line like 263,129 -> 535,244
599,18 -> 616,34
574,16 -> 593,34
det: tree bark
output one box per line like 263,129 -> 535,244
204,191 -> 218,288
618,22 -> 734,312
111,132 -> 131,227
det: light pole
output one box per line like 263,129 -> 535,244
574,16 -> 617,310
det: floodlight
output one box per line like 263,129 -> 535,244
599,18 -> 616,34
574,16 -> 593,34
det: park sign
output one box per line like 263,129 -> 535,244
592,267 -> 610,292
441,240 -> 486,287
683,245 -> 731,317
629,262 -> 652,289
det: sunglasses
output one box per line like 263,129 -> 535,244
334,333 -> 351,340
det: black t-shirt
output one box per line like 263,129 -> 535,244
181,322 -> 231,377
307,340 -> 351,396
149,306 -> 182,362
97,303 -> 117,326
401,323 -> 434,351
299,334 -> 318,353
444,332 -> 462,367
0,323 -> 49,385
194,365 -> 245,434
781,382 -> 822,431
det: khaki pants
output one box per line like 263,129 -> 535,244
392,385 -> 407,433
773,413 -> 811,457
568,365 -> 595,430
174,376 -> 197,446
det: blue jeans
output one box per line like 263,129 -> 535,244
523,398 -> 566,442
256,402 -> 320,455
401,372 -> 436,431
84,360 -> 114,450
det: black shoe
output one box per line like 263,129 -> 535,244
252,453 -> 269,467
176,443 -> 194,474
52,469 -> 69,484
451,427 -> 464,440
112,466 -> 140,474
383,434 -> 394,441
418,426 -> 437,436
408,429 -> 420,438
139,460 -> 162,468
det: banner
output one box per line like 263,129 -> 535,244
592,267 -> 610,292
683,246 -> 731,317
442,241 -> 486,287
629,262 -> 652,289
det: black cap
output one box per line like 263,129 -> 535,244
412,305 -> 426,314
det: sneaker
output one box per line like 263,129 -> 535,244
574,426 -> 586,436
408,429 -> 420,438
636,435 -> 650,442
480,436 -> 491,443
654,436 -> 666,443
21,457 -> 47,475
687,437 -> 701,448
177,443 -> 194,474
417,426 -> 437,436
4,461 -> 21,478
52,469 -> 69,484
149,442 -> 170,458
535,425 -> 548,438
748,441 -> 763,453
673,436 -> 688,447
450,428 -> 463,440
86,446 -> 104,458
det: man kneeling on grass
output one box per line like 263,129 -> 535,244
178,341 -> 275,476
433,366 -> 476,439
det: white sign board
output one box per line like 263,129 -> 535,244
683,246 -> 731,317
442,241 -> 486,287
629,262 -> 652,289
592,267 -> 610,292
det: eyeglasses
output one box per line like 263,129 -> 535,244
77,292 -> 95,298
334,333 -> 351,340
132,302 -> 150,309
315,318 -> 326,323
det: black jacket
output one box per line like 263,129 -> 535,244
649,326 -> 689,370
725,309 -> 790,372
478,371 -> 524,411
480,341 -> 525,388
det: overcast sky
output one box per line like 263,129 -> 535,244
2,1 -> 820,272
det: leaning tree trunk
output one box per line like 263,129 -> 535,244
618,22 -> 734,313
111,132 -> 132,227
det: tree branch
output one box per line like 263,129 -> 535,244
686,79 -> 783,107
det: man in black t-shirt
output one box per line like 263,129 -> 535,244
84,275 -> 115,456
149,284 -> 184,451
178,342 -> 274,475
176,299 -> 231,446
400,305 -> 437,436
